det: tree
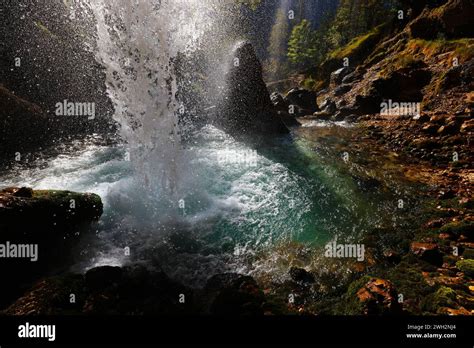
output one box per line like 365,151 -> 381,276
287,20 -> 319,69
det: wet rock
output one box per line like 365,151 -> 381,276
410,242 -> 444,266
203,273 -> 265,315
330,67 -> 354,87
356,278 -> 401,315
284,87 -> 319,113
0,187 -> 103,238
312,111 -> 333,120
270,92 -> 288,111
277,111 -> 301,127
289,267 -> 315,284
85,266 -> 123,291
4,265 -> 194,315
0,187 -> 103,309
220,41 -> 288,137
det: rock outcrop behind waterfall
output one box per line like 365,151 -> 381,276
217,41 -> 289,137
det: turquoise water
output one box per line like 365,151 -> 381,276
0,123 -> 415,285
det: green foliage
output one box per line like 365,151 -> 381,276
456,259 -> 474,277
285,0 -> 400,73
422,286 -> 457,313
287,20 -> 320,68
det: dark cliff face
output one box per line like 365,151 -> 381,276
2,0 -> 114,129
219,41 -> 288,137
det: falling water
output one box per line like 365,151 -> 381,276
0,0 -> 420,287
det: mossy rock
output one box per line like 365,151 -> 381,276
456,259 -> 474,277
421,286 -> 457,313
334,275 -> 372,315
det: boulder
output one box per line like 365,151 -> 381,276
4,264 -> 194,315
334,84 -> 352,96
219,41 -> 288,137
330,67 -> 354,87
0,187 -> 103,309
270,92 -> 288,111
409,0 -> 474,39
410,242 -> 444,266
356,278 -> 401,315
284,87 -> 319,113
289,267 -> 315,284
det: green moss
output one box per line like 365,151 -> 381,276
407,38 -> 474,61
439,221 -> 473,237
380,261 -> 432,314
456,259 -> 474,277
329,26 -> 382,61
422,286 -> 457,313
333,275 -> 372,315
302,77 -> 317,90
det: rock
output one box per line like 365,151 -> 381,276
416,114 -> 431,123
12,187 -> 33,198
334,84 -> 352,96
277,111 -> 301,127
203,273 -> 265,315
439,221 -> 473,241
437,122 -> 458,135
0,187 -> 103,309
422,123 -> 439,135
220,41 -> 288,137
342,71 -> 360,85
312,111 -> 333,120
410,242 -> 444,266
460,119 -> 474,133
383,250 -> 401,264
371,68 -> 432,102
0,187 -> 103,238
85,266 -> 123,291
284,87 -> 319,113
320,98 -> 337,114
4,264 -> 193,315
437,189 -> 455,199
330,67 -> 354,87
289,267 -> 315,284
270,92 -> 288,111
409,0 -> 474,39
0,86 -> 47,157
356,278 -> 401,315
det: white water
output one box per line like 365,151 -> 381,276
0,1 -> 416,286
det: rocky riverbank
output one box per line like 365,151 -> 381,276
0,187 -> 103,309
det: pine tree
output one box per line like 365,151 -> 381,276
287,19 -> 319,69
